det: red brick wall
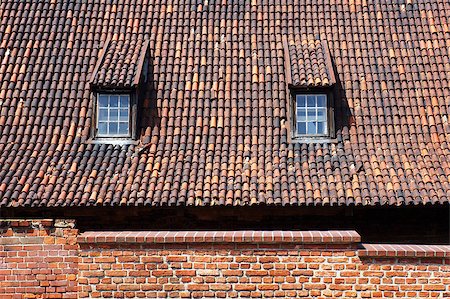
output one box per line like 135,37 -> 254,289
1,222 -> 450,298
77,231 -> 450,298
0,220 -> 78,299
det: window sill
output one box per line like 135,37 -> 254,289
86,138 -> 139,145
291,136 -> 338,144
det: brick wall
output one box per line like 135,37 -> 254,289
0,220 -> 78,299
77,231 -> 450,298
1,222 -> 450,298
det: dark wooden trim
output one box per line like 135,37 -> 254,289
321,40 -> 336,85
282,35 -> 292,85
133,39 -> 150,86
282,35 -> 293,143
89,36 -> 111,85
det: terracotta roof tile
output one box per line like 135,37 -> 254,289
0,0 -> 449,208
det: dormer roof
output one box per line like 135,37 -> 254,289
90,38 -> 149,89
284,38 -> 336,88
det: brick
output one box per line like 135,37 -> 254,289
222,270 -> 243,276
258,284 -> 279,291
197,270 -> 219,276
281,284 -> 303,290
152,270 -> 173,277
210,284 -> 232,291
234,285 -> 257,291
187,284 -> 209,291
175,270 -> 196,276
246,270 -> 268,276
424,285 -> 446,291
129,270 -> 150,276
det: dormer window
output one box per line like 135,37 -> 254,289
295,93 -> 328,136
290,90 -> 334,140
89,38 -> 149,143
283,37 -> 336,142
97,93 -> 131,138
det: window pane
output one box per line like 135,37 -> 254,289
109,109 -> 119,121
99,108 -> 108,121
307,122 -> 317,135
118,122 -> 129,135
297,122 -> 306,134
119,109 -> 129,121
317,95 -> 326,107
98,95 -> 108,108
307,95 -> 315,107
110,95 -> 119,107
98,122 -> 108,135
317,122 -> 325,135
297,108 -> 306,121
296,95 -> 306,107
307,110 -> 316,121
317,108 -> 327,121
120,95 -> 129,108
108,123 -> 118,134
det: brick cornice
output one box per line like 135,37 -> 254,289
359,244 -> 450,258
77,230 -> 361,244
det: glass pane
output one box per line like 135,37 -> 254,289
317,108 -> 327,121
317,95 -> 326,107
307,110 -> 316,121
110,95 -> 119,107
98,95 -> 108,108
307,122 -> 317,134
317,122 -> 325,135
99,108 -> 108,121
296,95 -> 306,107
297,108 -> 306,121
98,122 -> 108,135
297,122 -> 306,134
120,95 -> 129,108
108,122 -> 118,134
109,109 -> 119,121
119,109 -> 129,121
118,122 -> 129,135
307,95 -> 315,107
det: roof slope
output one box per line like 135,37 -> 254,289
0,0 -> 449,207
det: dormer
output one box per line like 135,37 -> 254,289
89,38 -> 149,143
283,37 -> 336,142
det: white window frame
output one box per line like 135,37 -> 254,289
95,93 -> 133,139
295,93 -> 328,137
291,91 -> 334,141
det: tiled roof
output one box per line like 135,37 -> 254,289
285,38 -> 335,87
90,38 -> 149,88
0,0 -> 449,208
